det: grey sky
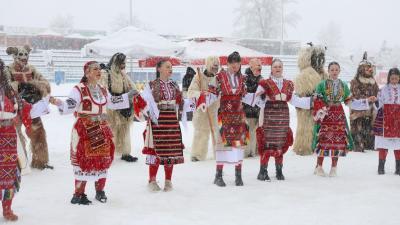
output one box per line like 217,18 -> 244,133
1,0 -> 398,52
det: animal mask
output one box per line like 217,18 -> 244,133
6,45 -> 32,67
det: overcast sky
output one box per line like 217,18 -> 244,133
1,0 -> 399,52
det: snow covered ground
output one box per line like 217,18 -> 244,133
5,83 -> 400,225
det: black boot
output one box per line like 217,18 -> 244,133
378,159 -> 386,175
121,154 -> 138,162
395,160 -> 400,175
95,190 -> 107,203
257,165 -> 271,181
71,193 -> 92,205
276,164 -> 285,180
235,168 -> 244,186
214,168 -> 226,187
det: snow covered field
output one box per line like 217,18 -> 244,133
6,83 -> 399,225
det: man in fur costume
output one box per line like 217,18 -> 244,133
349,52 -> 379,152
293,43 -> 328,156
101,53 -> 138,162
6,45 -> 53,170
187,56 -> 220,161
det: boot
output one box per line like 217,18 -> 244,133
213,168 -> 226,187
3,210 -> 18,221
121,154 -> 138,162
148,181 -> 162,192
314,165 -> 327,177
329,167 -> 337,177
95,190 -> 107,203
395,160 -> 400,175
235,168 -> 244,186
378,159 -> 385,175
275,164 -> 285,180
70,193 -> 92,205
2,201 -> 18,221
164,180 -> 173,192
191,157 -> 200,162
257,165 -> 270,181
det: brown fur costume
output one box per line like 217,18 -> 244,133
293,45 -> 328,156
349,52 -> 379,152
187,57 -> 220,161
100,54 -> 137,156
6,45 -> 51,169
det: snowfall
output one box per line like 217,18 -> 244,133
5,83 -> 399,225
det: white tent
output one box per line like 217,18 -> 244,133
178,38 -> 268,59
178,38 -> 272,65
82,26 -> 184,58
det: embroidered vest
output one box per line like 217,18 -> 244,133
75,83 -> 107,116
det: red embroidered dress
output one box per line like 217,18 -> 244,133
256,78 -> 294,157
312,79 -> 353,157
58,83 -> 134,181
142,79 -> 184,165
0,95 -> 31,201
214,70 -> 248,163
374,84 -> 400,150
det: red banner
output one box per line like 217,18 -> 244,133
138,56 -> 181,67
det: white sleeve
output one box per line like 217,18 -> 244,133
255,85 -> 265,96
30,96 -> 50,119
290,95 -> 311,109
58,88 -> 81,115
106,92 -> 130,110
140,83 -> 160,122
350,98 -> 370,110
242,93 -> 256,106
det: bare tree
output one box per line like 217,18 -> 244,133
234,0 -> 300,39
317,21 -> 343,57
49,14 -> 74,35
109,13 -> 151,32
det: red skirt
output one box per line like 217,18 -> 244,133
0,125 -> 21,199
142,108 -> 184,165
256,101 -> 292,157
315,105 -> 348,157
71,118 -> 114,171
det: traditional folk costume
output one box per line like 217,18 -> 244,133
312,79 -> 353,177
255,76 -> 311,181
141,78 -> 184,191
57,62 -> 143,204
213,69 -> 248,187
293,45 -> 328,156
187,69 -> 219,161
350,53 -> 379,152
101,53 -> 139,162
374,83 -> 400,175
0,58 -> 35,221
243,68 -> 262,158
6,46 -> 53,170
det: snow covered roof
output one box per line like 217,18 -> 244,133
82,26 -> 184,58
177,38 -> 272,65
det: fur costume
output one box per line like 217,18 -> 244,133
6,45 -> 51,169
100,53 -> 138,157
350,52 -> 379,152
187,58 -> 220,161
293,44 -> 328,156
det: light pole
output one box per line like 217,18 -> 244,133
129,0 -> 133,25
280,0 -> 284,55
